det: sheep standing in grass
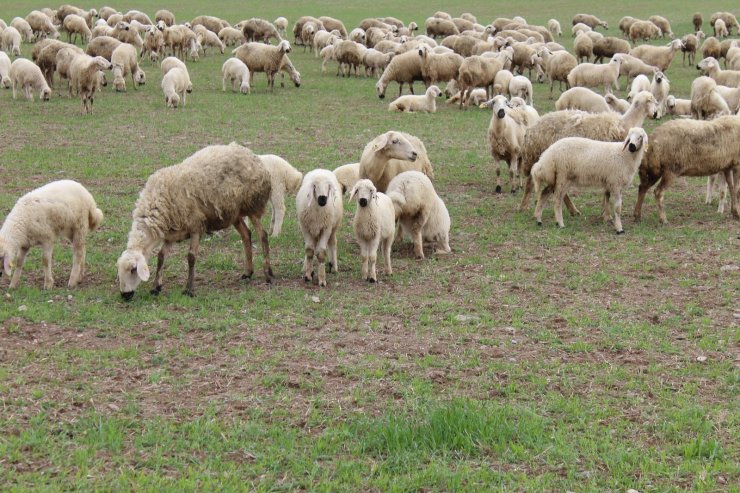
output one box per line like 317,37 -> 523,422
141,26 -> 164,62
618,54 -> 659,81
634,116 -> 740,223
0,180 -> 103,289
296,169 -> 343,287
537,47 -> 577,98
111,43 -> 145,92
573,31 -> 593,63
233,40 -> 292,92
63,14 -> 92,44
155,10 -> 175,27
274,17 -> 288,38
650,71 -> 670,118
714,19 -> 729,38
256,154 -> 303,237
197,29 -> 225,55
333,163 -> 360,195
0,51 -> 11,88
630,39 -> 684,72
219,27 -> 245,47
10,58 -> 51,101
691,76 -> 731,120
376,49 -> 425,98
222,58 -> 250,94
697,56 -> 740,87
572,14 -> 608,31
628,74 -> 650,100
117,143 -> 272,299
86,36 -> 121,61
2,26 -> 22,57
532,128 -> 648,233
457,54 -> 507,107
592,37 -> 630,63
69,54 -> 111,114
350,179 -> 395,282
388,84 -> 441,112
548,19 -> 562,37
629,20 -> 662,44
648,16 -> 673,39
508,75 -> 533,105
26,11 -> 59,41
387,171 -> 451,259
567,54 -> 622,93
681,31 -> 705,66
359,131 -> 433,192
418,44 -> 462,87
693,13 -> 703,32
162,66 -> 190,108
10,18 -> 33,43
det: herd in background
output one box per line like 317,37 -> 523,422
0,6 -> 739,296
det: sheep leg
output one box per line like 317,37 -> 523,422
602,191 -> 613,223
705,175 -> 715,204
234,219 -> 254,280
152,242 -> 172,294
303,246 -> 315,282
316,249 -> 328,287
270,197 -> 286,237
533,186 -> 550,226
8,247 -> 29,289
367,237 -> 380,282
520,176 -> 534,211
495,161 -> 502,193
41,243 -> 54,290
563,195 -> 581,216
725,168 -> 740,219
67,233 -> 86,288
183,235 -> 200,297
612,191 -> 624,234
248,213 -> 273,281
360,243 -> 369,281
654,172 -> 676,224
382,237 -> 393,275
554,183 -> 567,228
327,229 -> 338,273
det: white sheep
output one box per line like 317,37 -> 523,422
386,171 -> 451,259
0,180 -> 103,289
618,54 -> 659,81
604,94 -> 631,114
233,40 -> 292,91
349,179 -> 395,282
2,26 -> 22,57
162,66 -> 190,108
296,169 -> 343,287
218,27 -> 245,46
222,57 -> 250,94
508,75 -> 533,105
573,31 -> 593,63
333,163 -> 360,194
697,56 -> 740,87
555,87 -> 611,113
274,17 -> 288,38
509,96 -> 540,123
548,19 -> 562,37
375,49 -> 424,99
0,51 -> 11,88
629,39 -> 684,72
196,29 -> 225,55
69,54 -> 111,114
705,173 -> 728,213
650,71 -> 670,118
63,14 -> 92,44
714,18 -> 729,38
359,131 -> 434,192
691,76 -> 731,120
117,143 -> 272,299
258,154 -> 303,236
628,74 -> 651,100
9,58 -> 51,101
10,17 -> 33,42
567,54 -> 622,93
388,84 -> 441,112
715,85 -> 740,113
111,43 -> 145,92
362,48 -> 393,77
532,128 -> 648,233
664,95 -> 692,116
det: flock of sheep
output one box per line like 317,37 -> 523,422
1,6 -> 739,297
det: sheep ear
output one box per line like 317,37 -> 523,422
3,256 -> 12,276
372,133 -> 391,152
307,184 -> 315,206
136,257 -> 150,281
622,136 -> 630,151
348,184 -> 359,202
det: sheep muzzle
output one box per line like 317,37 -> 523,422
359,198 -> 368,207
409,151 -> 418,161
121,291 -> 135,301
628,143 -> 637,152
497,108 -> 506,119
317,195 -> 328,207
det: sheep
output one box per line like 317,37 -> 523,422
605,93 -> 631,113
274,17 -> 288,38
537,47 -> 577,97
362,48 -> 393,77
106,14 -> 123,27
85,36 -> 121,61
110,43 -> 145,92
278,55 -> 301,88
509,96 -> 540,123
9,58 -> 51,101
451,17 -> 475,33
313,29 -> 339,57
62,14 -> 92,44
257,154 -> 302,237
572,14 -> 608,31
332,40 -> 366,77
358,18 -> 393,31
629,39 -> 684,72
693,12 -> 703,31
592,36 -> 630,63
232,40 -> 292,91
585,31 -> 604,43
293,16 -> 324,46
10,17 -> 33,43
141,25 -> 164,62
196,29 -> 225,56
300,21 -> 320,51
648,15 -> 673,39
548,19 -> 562,37
243,18 -> 282,44
91,23 -> 113,39
710,12 -> 740,36
664,95 -> 692,116
508,75 -> 533,105
349,28 -> 366,44
122,10 -> 152,26
295,169 -> 343,287
375,49 -> 424,98
618,53 -> 659,81
221,58 -> 250,94
650,71 -> 670,118
705,173 -> 729,213
417,44 -> 462,86
425,17 -> 459,38
397,21 -> 418,37
155,10 -> 175,27
55,45 -> 86,94
634,116 -> 740,223
715,85 -> 740,113
457,54 -> 507,107
714,19 -> 729,38
681,31 -> 705,66
567,54 -> 622,94
493,69 -> 513,96
318,16 -> 347,39
36,40 -> 76,85
333,163 -> 360,195
117,142 -> 271,299
519,91 -> 659,212
25,11 -> 59,41
190,15 -> 228,34
447,87 -> 488,107
359,131 -> 433,192
388,84 -> 441,112
690,76 -> 731,120
2,27 -> 22,57
532,128 -> 648,233
701,36 -> 721,60
348,179 -> 395,282
573,31 -> 593,63
720,39 -> 738,65
100,7 -> 119,21
629,20 -> 662,44
572,23 -> 592,37
697,56 -> 740,87
0,180 -> 103,289
69,54 -> 111,113
556,87 -> 611,113
111,21 -> 144,53
162,66 -> 190,108
219,27 -> 245,46
0,51 -> 10,88
618,16 -> 638,37
628,74 -> 651,100
386,171 -> 450,259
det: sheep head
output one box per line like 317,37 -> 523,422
371,131 -> 418,161
427,85 -> 441,98
0,239 -> 16,277
631,91 -> 659,119
349,179 -> 377,208
309,177 -> 336,208
117,249 -> 150,300
622,128 -> 648,153
483,95 -> 510,118
697,57 -> 717,73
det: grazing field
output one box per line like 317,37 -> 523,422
0,0 -> 738,491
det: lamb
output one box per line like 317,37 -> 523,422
9,58 -> 51,101
2,26 -> 22,57
537,47 -> 577,97
333,163 -> 360,194
242,18 -> 282,44
425,17 -> 459,38
219,27 -> 245,46
573,31 -> 593,63
693,13 -> 703,31
605,93 -> 631,113
258,154 -> 303,236
629,20 -> 662,44
162,66 -> 190,108
0,180 -> 103,289
555,87 -> 611,113
648,15 -> 673,39
386,171 -> 451,259
111,43 -> 145,92
681,31 -> 705,66
69,54 -> 111,113
567,54 -> 622,94
518,91 -> 658,212
388,84 -> 441,112
629,39 -> 684,72
664,95 -> 692,116
714,19 -> 729,38
532,128 -> 648,233
710,12 -> 740,36
359,131 -> 433,192
221,57 -> 250,94
274,17 -> 288,38
375,49 -> 424,98
155,9 -> 175,27
63,14 -> 92,44
634,116 -> 740,223
628,74 -> 651,100
25,11 -> 59,41
457,54 -> 507,107
117,143 -> 272,299
296,169 -> 343,287
417,44 -> 462,86
697,56 -> 740,87
690,76 -> 731,120
86,36 -> 121,61
508,75 -> 533,105
618,53 -> 659,80
592,36 -> 630,63
333,40 -> 366,77
650,71 -> 670,118
362,48 -> 393,77
10,17 -> 33,42
233,40 -> 292,91
0,51 -> 10,88
572,14 -> 608,31
349,179 -> 395,282
548,19 -> 562,37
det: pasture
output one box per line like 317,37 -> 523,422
0,0 -> 738,490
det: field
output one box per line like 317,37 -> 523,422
0,0 -> 738,491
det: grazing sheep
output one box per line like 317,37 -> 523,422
618,16 -> 638,37
634,116 -> 740,223
300,21 -> 320,51
417,44 -> 462,86
274,17 -> 288,38
196,29 -> 225,56
532,128 -> 648,233
681,31 -> 705,66
457,54 -> 507,107
705,174 -> 729,213
567,54 -> 622,94
233,40 -> 292,91
69,54 -> 111,114
648,15 -> 673,39
359,131 -> 433,192
556,87 -> 611,113
219,27 -> 245,46
548,19 -> 562,37
0,51 -> 11,88
537,47 -> 577,97
650,71 -> 670,118
318,16 -> 347,39
592,36 -> 630,63
55,45 -> 85,93
278,55 -> 301,88
155,10 -> 175,27
697,56 -> 740,87
0,180 -> 103,289
191,15 -> 228,34
349,179 -> 395,282
629,39 -> 684,72
447,87 -> 488,107
162,66 -> 190,108
296,169 -> 343,287
693,13 -> 703,32
62,14 -> 91,44
628,74 -> 651,100
375,49 -> 424,98
629,20 -> 662,44
701,36 -> 721,60
572,23 -> 592,37
243,18 -> 282,44
10,17 -> 33,43
605,93 -> 631,113
26,11 -> 59,40
86,35 -> 121,61
111,43 -> 145,92
573,31 -> 593,63
313,29 -> 339,57
2,26 -> 22,57
508,75 -> 533,105
111,21 -> 143,52
664,95 -> 692,116
333,39 -> 366,77
618,53 -> 659,81
9,58 -> 51,101
362,48 -> 393,77
710,12 -> 740,36
690,76 -> 731,120
333,163 -> 360,194
388,84 -> 441,112
221,58 -> 250,94
118,143 -> 271,299
493,69 -> 513,96
386,171 -> 451,259
123,10 -> 152,26
258,154 -> 303,237
293,16 -> 324,47
425,17 -> 459,38
714,19 -> 729,38
36,40 -> 76,85
572,14 -> 608,31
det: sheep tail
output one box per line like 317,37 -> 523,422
89,208 -> 104,231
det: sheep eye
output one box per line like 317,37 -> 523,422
392,139 -> 398,144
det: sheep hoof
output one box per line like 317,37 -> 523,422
304,275 -> 311,283
150,285 -> 162,295
327,263 -> 334,273
511,189 -> 517,194
368,278 -> 376,283
241,273 -> 253,280
495,185 -> 502,193
616,230 -> 625,235
182,289 -> 195,297
536,221 -> 542,227
319,280 -> 327,287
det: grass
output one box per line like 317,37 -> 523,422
0,0 -> 739,491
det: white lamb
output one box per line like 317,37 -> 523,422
508,75 -> 533,105
628,74 -> 651,100
388,84 -> 441,112
665,95 -> 692,116
532,127 -> 648,233
296,169 -> 343,287
222,57 -> 251,94
650,71 -> 670,118
162,66 -> 190,108
0,51 -> 12,88
258,154 -> 303,236
0,180 -> 103,289
349,179 -> 395,282
9,58 -> 51,101
567,54 -> 622,93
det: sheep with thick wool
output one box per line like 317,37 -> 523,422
0,180 -> 103,289
567,54 -> 622,93
233,40 -> 292,91
508,75 -> 533,105
548,19 -> 562,37
634,116 -> 740,223
648,16 -> 673,39
10,17 -> 33,42
117,143 -> 272,299
592,37 -> 630,63
572,14 -> 608,30
664,95 -> 691,116
537,47 -> 577,98
69,54 -> 111,114
388,84 -> 441,112
681,31 -> 705,66
26,11 -> 59,41
10,58 -> 51,101
697,56 -> 740,87
629,39 -> 684,72
628,74 -> 651,100
333,163 -> 361,195
418,44 -> 462,86
376,49 -> 424,98
86,36 -> 121,61
222,57 -> 250,94
349,179 -> 395,282
162,66 -> 190,108
63,14 -> 91,44
690,76 -> 731,120
359,131 -> 433,192
258,154 -> 303,236
2,26 -> 22,57
532,128 -> 648,233
618,54 -> 659,81
556,87 -> 611,113
629,20 -> 662,44
715,85 -> 740,113
650,71 -> 670,118
457,54 -> 507,107
605,93 -> 631,114
0,51 -> 11,88
386,171 -> 451,259
197,29 -> 225,55
362,48 -> 393,77
573,31 -> 593,63
111,43 -> 145,92
219,27 -> 245,46
296,169 -> 343,287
